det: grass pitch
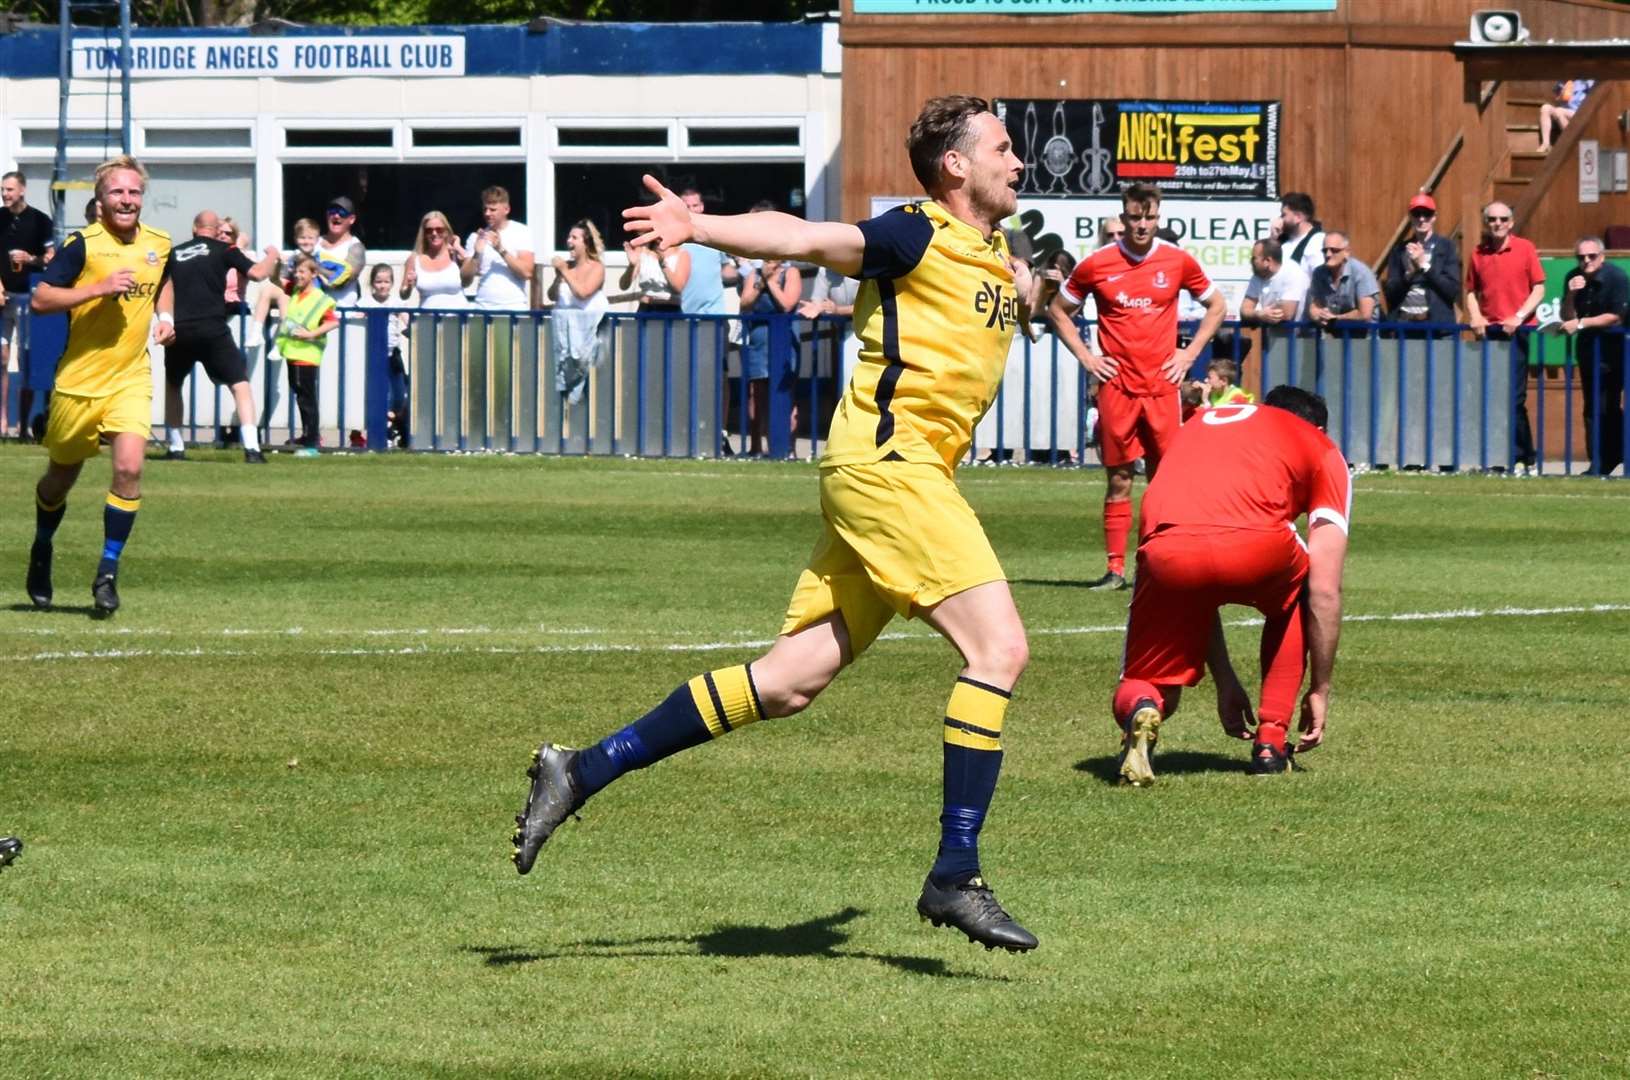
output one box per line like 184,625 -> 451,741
2,446 -> 1628,1079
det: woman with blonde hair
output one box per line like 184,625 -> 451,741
400,210 -> 468,308
550,219 -> 609,405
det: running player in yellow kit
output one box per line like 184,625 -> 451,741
508,97 -> 1042,952
26,156 -> 175,616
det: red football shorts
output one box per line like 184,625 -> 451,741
1097,381 -> 1181,469
1120,525 -> 1309,691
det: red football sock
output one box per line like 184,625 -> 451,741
1256,721 -> 1288,751
1113,679 -> 1163,731
1103,499 -> 1132,576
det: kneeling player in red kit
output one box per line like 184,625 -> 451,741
1111,385 -> 1351,783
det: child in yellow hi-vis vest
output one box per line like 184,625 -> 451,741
275,253 -> 338,451
1181,356 -> 1256,421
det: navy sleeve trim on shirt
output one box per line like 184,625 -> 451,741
39,234 -> 86,288
856,205 -> 935,281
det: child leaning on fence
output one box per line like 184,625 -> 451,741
276,253 -> 339,450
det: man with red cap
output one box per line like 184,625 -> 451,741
1383,193 -> 1460,329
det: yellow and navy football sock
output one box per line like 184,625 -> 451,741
572,664 -> 766,798
930,676 -> 1009,887
97,493 -> 140,578
35,492 -> 67,544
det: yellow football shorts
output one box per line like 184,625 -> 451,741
780,461 -> 1006,657
43,384 -> 152,466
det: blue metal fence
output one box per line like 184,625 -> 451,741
6,306 -> 1626,477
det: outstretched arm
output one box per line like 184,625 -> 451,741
624,175 -> 864,278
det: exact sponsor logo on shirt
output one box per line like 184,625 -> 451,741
974,281 -> 1021,330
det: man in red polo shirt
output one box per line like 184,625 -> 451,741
1109,385 -> 1352,784
1046,182 -> 1227,589
1465,201 -> 1545,473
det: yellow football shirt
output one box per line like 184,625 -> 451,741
40,221 -> 172,397
820,201 -> 1019,475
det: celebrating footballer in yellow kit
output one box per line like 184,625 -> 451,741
509,97 -> 1043,952
27,155 -> 175,617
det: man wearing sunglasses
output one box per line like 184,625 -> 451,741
315,196 -> 366,305
1383,193 -> 1459,331
1306,231 -> 1379,330
1560,237 -> 1627,475
1466,201 -> 1543,474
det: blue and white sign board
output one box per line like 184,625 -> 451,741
70,35 -> 465,78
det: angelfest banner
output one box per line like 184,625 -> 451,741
995,98 -> 1279,200
1009,198 -> 1280,316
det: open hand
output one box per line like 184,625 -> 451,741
622,175 -> 695,251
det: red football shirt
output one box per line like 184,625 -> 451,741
1467,235 -> 1544,325
1139,403 -> 1352,540
1059,238 -> 1215,396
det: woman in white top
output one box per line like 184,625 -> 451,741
617,239 -> 687,313
400,210 -> 468,309
550,220 -> 609,405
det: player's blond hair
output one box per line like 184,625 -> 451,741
93,154 -> 148,200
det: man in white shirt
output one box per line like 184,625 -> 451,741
461,186 -> 536,310
1240,237 -> 1309,329
1273,192 -> 1324,279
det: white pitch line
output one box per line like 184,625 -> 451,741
4,603 -> 1627,664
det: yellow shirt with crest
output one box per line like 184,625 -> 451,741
820,201 -> 1018,476
40,222 -> 172,397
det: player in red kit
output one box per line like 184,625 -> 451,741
1045,182 -> 1227,590
1109,385 -> 1351,784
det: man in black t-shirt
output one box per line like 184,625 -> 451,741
1,170 -> 56,440
162,209 -> 279,462
1561,236 -> 1630,476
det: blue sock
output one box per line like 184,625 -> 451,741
98,493 -> 140,578
573,666 -> 766,798
930,677 -> 1010,887
35,492 -> 67,545
573,684 -> 711,798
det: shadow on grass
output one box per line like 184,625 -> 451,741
1075,749 -> 1248,784
4,602 -> 102,618
463,906 -> 1004,980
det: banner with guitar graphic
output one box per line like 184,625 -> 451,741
994,98 -> 1279,200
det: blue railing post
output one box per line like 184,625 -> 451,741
362,308 -> 392,450
768,313 -> 796,459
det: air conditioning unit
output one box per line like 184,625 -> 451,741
1469,10 -> 1528,44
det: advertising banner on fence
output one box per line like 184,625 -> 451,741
995,98 -> 1279,200
1012,198 -> 1279,316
